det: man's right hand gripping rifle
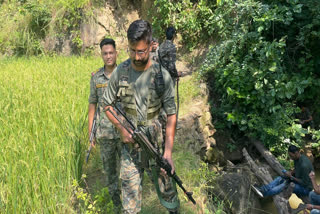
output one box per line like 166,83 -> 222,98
104,103 -> 196,205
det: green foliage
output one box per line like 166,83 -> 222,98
310,129 -> 320,151
0,0 -> 93,56
0,0 -> 51,55
191,163 -> 226,213
198,0 -> 320,150
73,175 -> 114,214
152,0 -> 216,49
192,162 -> 216,186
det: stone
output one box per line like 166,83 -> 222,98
208,171 -> 261,214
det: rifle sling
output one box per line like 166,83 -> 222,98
151,166 -> 180,210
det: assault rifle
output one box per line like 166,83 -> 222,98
107,103 -> 196,205
86,105 -> 99,163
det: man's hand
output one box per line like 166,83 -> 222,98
309,171 -> 316,180
306,204 -> 313,210
284,171 -> 292,178
163,151 -> 175,175
119,127 -> 134,144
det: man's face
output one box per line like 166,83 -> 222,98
288,151 -> 299,160
101,44 -> 117,68
151,41 -> 158,52
128,40 -> 151,70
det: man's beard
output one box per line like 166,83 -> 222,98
133,56 -> 149,67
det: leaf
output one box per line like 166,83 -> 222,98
269,62 -> 277,72
258,26 -> 264,32
227,113 -> 235,121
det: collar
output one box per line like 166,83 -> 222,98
97,65 -> 117,78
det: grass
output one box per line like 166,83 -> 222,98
140,140 -> 205,214
0,56 -> 102,213
177,74 -> 202,116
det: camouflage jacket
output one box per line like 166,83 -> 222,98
89,67 -> 119,140
158,40 -> 177,77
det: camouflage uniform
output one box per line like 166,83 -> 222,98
102,59 -> 180,214
88,67 -> 122,209
158,40 -> 178,82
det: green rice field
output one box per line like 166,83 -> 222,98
0,56 -> 102,213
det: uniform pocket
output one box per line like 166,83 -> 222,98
147,120 -> 163,152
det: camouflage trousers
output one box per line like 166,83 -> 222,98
98,138 -> 122,209
120,144 -> 180,214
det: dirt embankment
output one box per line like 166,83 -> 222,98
45,0 -> 156,55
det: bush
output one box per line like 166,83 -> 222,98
198,0 -> 320,151
73,175 -> 114,214
0,0 -> 92,56
152,0 -> 216,49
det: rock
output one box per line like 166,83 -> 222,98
208,169 -> 261,214
80,4 -> 138,54
44,35 -> 73,55
175,100 -> 216,159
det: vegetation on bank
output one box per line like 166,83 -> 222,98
0,0 -> 96,56
153,0 -> 320,153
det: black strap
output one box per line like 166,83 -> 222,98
155,60 -> 165,98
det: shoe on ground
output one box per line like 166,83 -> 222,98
251,184 -> 264,198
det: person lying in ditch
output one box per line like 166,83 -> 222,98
252,145 -> 314,199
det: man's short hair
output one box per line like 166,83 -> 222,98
288,145 -> 300,153
100,38 -> 116,50
166,27 -> 176,40
127,20 -> 152,44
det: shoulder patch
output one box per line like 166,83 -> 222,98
91,68 -> 100,76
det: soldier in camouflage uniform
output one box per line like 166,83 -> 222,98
102,20 -> 180,214
88,38 -> 122,210
158,27 -> 179,85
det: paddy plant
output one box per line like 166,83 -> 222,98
0,56 -> 101,213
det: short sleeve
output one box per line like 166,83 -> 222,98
88,76 -> 98,104
161,68 -> 176,115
